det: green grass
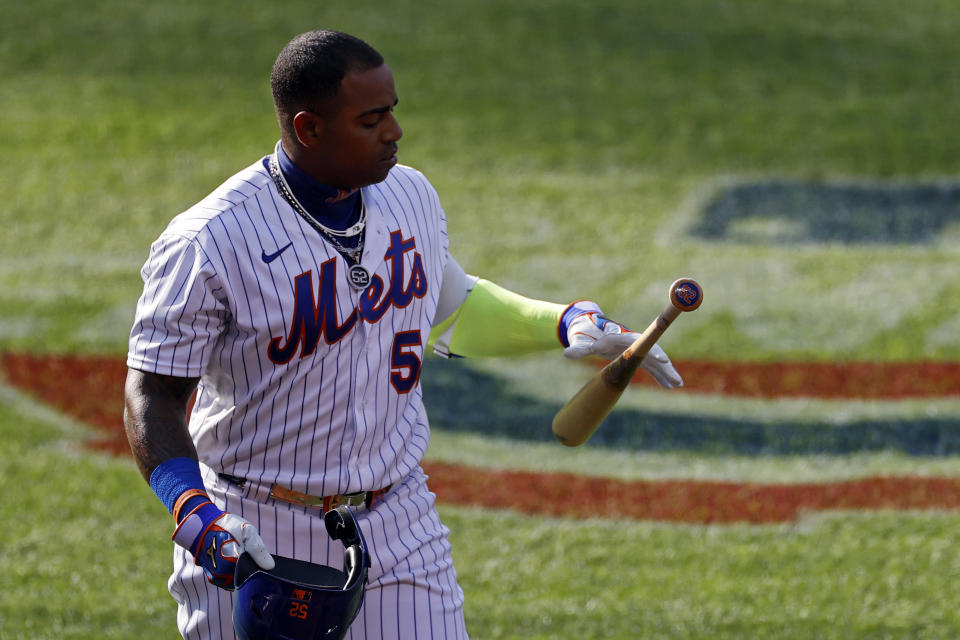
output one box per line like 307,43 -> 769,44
3,0 -> 960,359
449,508 -> 960,639
0,387 -> 173,639
4,2 -> 960,638
4,390 -> 960,640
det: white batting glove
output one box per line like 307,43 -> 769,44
214,512 -> 275,569
560,301 -> 683,389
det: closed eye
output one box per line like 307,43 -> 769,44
357,98 -> 398,127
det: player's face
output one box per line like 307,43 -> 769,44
314,64 -> 403,190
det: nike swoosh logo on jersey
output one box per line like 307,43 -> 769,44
262,242 -> 293,263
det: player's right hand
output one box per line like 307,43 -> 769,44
173,499 -> 275,590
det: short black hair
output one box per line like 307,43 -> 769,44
271,30 -> 384,133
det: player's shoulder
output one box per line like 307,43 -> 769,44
385,163 -> 432,188
372,163 -> 441,205
163,158 -> 273,240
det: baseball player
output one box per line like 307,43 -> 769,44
123,30 -> 682,640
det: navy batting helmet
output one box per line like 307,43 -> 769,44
233,506 -> 369,640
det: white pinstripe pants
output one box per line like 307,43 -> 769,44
168,466 -> 469,639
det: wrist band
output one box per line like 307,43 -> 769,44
149,457 -> 208,515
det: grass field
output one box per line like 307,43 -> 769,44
4,0 -> 960,360
3,0 -> 960,638
5,382 -> 960,640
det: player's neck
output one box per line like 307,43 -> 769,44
278,143 -> 358,204
275,142 -> 361,231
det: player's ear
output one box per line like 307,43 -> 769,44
292,111 -> 326,148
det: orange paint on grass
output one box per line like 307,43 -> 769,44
622,359 -> 960,398
423,461 -> 960,524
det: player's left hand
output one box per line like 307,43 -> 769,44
561,301 -> 683,389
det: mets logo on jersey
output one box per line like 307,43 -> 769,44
267,230 -> 428,365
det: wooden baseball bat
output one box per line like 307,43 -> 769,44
552,278 -> 703,447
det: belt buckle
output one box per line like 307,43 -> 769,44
334,492 -> 367,508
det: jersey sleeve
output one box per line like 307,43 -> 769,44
412,166 -> 451,328
127,232 -> 229,378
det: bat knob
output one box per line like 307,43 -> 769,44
669,278 -> 703,312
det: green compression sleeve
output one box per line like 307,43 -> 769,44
428,279 -> 567,358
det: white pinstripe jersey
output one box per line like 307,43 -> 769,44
128,155 -> 447,498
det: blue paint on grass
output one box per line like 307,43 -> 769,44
691,181 -> 960,245
422,358 -> 960,455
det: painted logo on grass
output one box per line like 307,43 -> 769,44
5,352 -> 960,524
691,181 -> 960,245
